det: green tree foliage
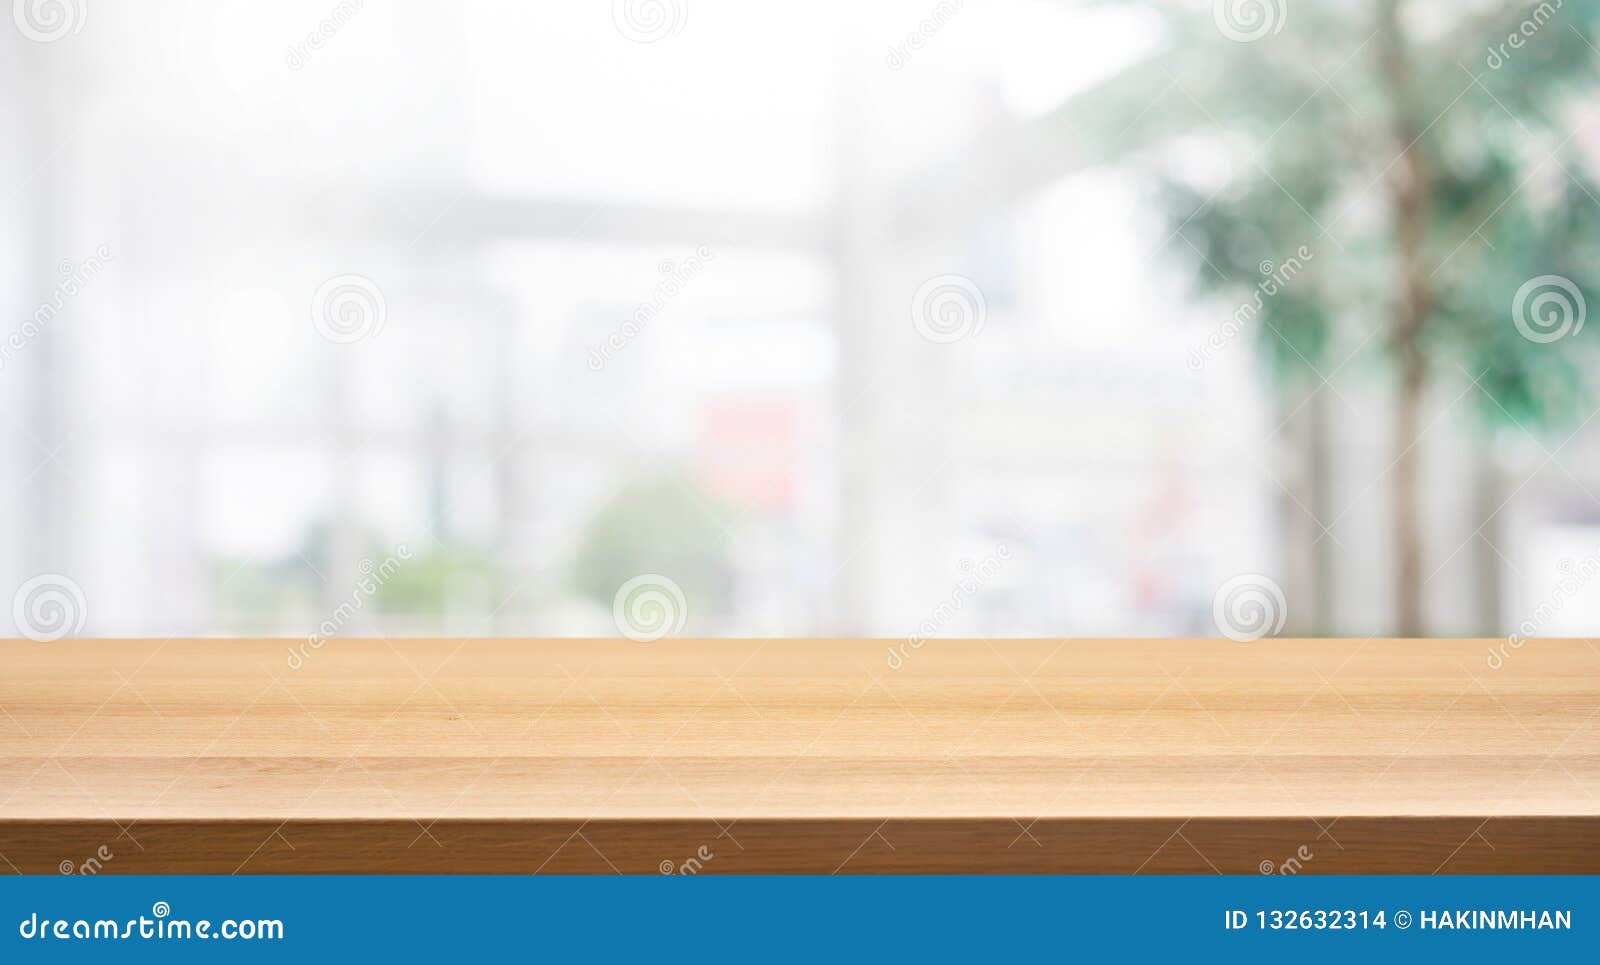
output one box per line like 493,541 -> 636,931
1090,0 -> 1600,631
570,472 -> 736,624
1146,0 -> 1600,408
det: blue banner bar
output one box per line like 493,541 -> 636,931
3,875 -> 1594,961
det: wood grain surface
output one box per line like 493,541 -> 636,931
2,637 -> 1597,873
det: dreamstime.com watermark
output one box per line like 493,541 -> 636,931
1211,573 -> 1287,643
287,546 -> 412,669
1187,246 -> 1313,372
1259,844 -> 1314,875
588,245 -> 714,370
1485,0 -> 1564,69
888,545 -> 1010,669
284,0 -> 364,70
17,902 -> 283,943
59,845 -> 113,876
613,574 -> 688,643
1213,0 -> 1285,43
12,0 -> 87,43
1511,273 -> 1584,343
0,245 -> 113,372
311,272 -> 386,344
910,273 -> 986,344
612,0 -> 686,43
1488,549 -> 1600,669
12,574 -> 88,643
884,0 -> 963,71
659,845 -> 715,875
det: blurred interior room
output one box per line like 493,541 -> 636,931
4,0 -> 1600,642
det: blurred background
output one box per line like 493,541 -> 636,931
4,0 -> 1600,641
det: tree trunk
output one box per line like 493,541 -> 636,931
1379,0 -> 1432,637
1472,437 -> 1505,634
1280,374 -> 1332,635
1393,348 -> 1426,637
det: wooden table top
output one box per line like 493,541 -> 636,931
2,637 -> 1597,873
